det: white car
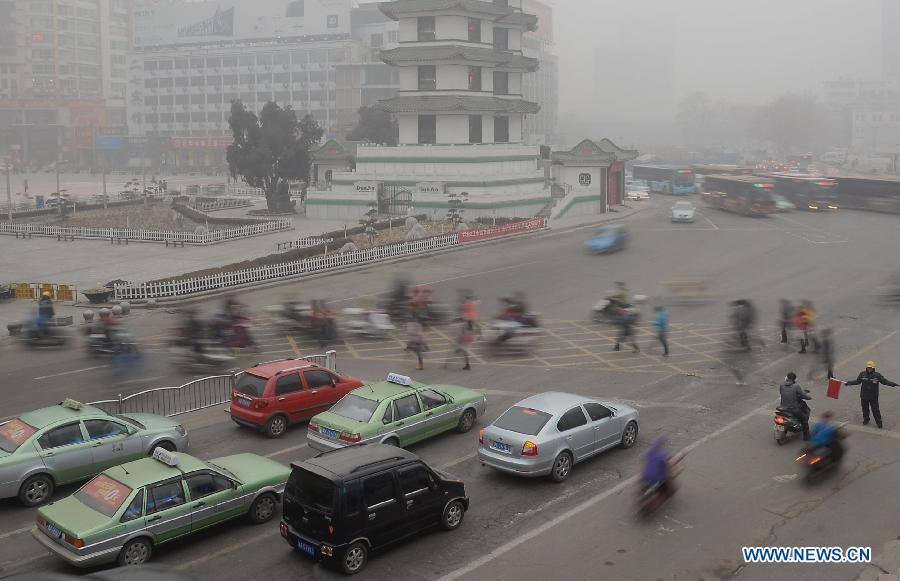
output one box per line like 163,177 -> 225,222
671,201 -> 696,223
626,181 -> 650,201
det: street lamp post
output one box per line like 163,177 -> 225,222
4,157 -> 11,221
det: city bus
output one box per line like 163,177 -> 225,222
631,165 -> 697,195
763,173 -> 839,211
832,175 -> 900,214
691,164 -> 755,176
702,175 -> 777,216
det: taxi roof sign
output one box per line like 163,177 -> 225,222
61,399 -> 84,411
387,373 -> 413,386
152,447 -> 179,467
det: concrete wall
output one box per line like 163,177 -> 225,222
436,15 -> 468,39
509,115 -> 523,143
399,114 -> 418,144
437,65 -> 468,90
399,67 -> 417,91
399,18 -> 416,42
437,115 -> 470,144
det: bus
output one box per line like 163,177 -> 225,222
702,175 -> 777,216
631,165 -> 697,195
832,175 -> 900,214
763,173 -> 839,211
691,164 -> 755,176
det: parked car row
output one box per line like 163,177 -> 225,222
3,361 -> 641,576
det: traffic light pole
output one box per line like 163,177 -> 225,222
5,158 -> 11,221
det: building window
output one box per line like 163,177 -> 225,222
371,33 -> 383,48
468,66 -> 482,91
418,115 -> 436,145
418,65 -> 436,91
493,27 -> 508,50
494,116 -> 509,143
468,18 -> 481,42
469,115 -> 482,144
418,17 -> 436,41
579,173 -> 592,186
493,71 -> 509,95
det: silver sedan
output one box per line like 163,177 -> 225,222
477,392 -> 639,482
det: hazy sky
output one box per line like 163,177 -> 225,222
553,0 -> 883,124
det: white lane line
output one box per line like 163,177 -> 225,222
117,375 -> 165,385
0,525 -> 32,540
0,551 -> 51,574
700,213 -> 720,230
435,398 -> 778,581
33,365 -> 109,380
264,442 -> 309,458
438,452 -> 477,471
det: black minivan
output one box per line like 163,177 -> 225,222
280,444 -> 469,575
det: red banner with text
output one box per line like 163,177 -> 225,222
457,217 -> 547,243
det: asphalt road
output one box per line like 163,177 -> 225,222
2,197 -> 900,581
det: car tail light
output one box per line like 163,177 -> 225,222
340,432 -> 361,443
308,421 -> 319,432
522,441 -> 538,456
328,525 -> 335,535
809,456 -> 822,465
36,516 -> 45,526
479,428 -> 485,444
774,416 -> 785,425
255,399 -> 268,409
321,545 -> 333,556
64,535 -> 84,548
279,522 -> 288,538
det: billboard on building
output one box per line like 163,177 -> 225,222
522,0 -> 553,43
134,0 -> 352,47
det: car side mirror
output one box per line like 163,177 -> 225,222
383,417 -> 391,425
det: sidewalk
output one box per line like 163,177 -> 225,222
548,201 -> 647,230
0,208 -> 347,290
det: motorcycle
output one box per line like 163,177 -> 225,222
592,293 -> 647,323
795,424 -> 847,482
170,340 -> 236,373
342,307 -> 394,339
636,453 -> 684,517
774,398 -> 810,445
483,315 -> 542,354
19,319 -> 71,348
87,328 -> 139,357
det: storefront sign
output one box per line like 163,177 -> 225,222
415,182 -> 445,195
457,217 -> 546,243
354,181 -> 379,194
171,136 -> 233,150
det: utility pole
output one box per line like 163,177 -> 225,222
5,157 -> 11,221
102,156 -> 108,210
56,161 -> 62,217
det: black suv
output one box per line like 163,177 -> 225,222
280,444 -> 469,575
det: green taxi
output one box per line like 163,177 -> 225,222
307,373 -> 486,451
32,448 -> 290,567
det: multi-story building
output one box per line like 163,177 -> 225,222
127,0 -> 402,169
308,0 -> 551,220
0,0 -> 131,169
521,0 -> 557,146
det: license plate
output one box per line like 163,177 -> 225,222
297,540 -> 317,557
490,441 -> 511,453
322,428 -> 338,438
237,397 -> 251,408
46,524 -> 62,539
775,425 -> 786,432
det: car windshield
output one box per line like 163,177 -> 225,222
115,415 -> 143,429
329,394 -> 379,423
235,373 -> 268,397
286,468 -> 336,515
0,418 -> 37,453
207,461 -> 238,481
493,406 -> 553,435
674,202 -> 694,210
75,474 -> 134,518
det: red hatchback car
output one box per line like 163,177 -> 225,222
229,358 -> 364,438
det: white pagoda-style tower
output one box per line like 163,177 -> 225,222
307,0 -> 549,220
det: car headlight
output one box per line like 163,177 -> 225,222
174,425 -> 186,436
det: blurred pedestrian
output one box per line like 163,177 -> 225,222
779,299 -> 794,344
843,360 -> 898,428
654,306 -> 670,357
796,301 -> 818,354
808,328 -> 835,380
445,318 -> 475,371
406,313 -> 428,370
461,291 -> 480,334
613,305 -> 639,353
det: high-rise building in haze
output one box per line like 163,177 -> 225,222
885,0 -> 900,79
0,0 -> 131,169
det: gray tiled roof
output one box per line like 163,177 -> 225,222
381,46 -> 539,71
376,95 -> 540,114
379,0 -> 538,30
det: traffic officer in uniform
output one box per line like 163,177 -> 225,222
844,361 -> 899,428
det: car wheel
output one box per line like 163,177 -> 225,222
620,421 -> 639,449
248,493 -> 277,524
549,451 -> 573,483
441,500 -> 466,531
265,415 -> 288,438
383,437 -> 400,447
341,541 -> 368,575
118,537 -> 153,566
151,440 -> 176,455
19,474 -> 54,507
457,409 -> 476,433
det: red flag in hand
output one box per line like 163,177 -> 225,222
827,378 -> 842,400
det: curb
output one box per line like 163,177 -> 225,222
110,206 -> 648,308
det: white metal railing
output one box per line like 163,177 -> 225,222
225,185 -> 303,198
86,351 -> 337,417
115,233 -> 460,300
190,198 -> 252,212
0,218 -> 292,245
277,236 -> 334,250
